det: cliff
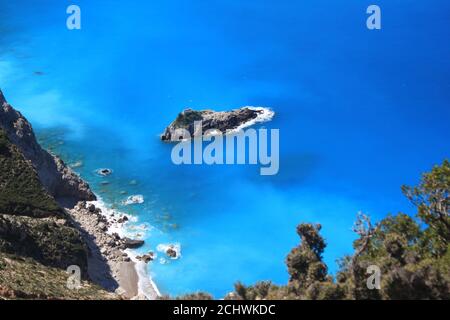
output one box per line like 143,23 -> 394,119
0,90 -> 95,204
0,89 -> 115,300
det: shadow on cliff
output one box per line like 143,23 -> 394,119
59,200 -> 120,292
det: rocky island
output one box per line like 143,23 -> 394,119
161,107 -> 274,141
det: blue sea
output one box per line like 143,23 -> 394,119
1,0 -> 449,297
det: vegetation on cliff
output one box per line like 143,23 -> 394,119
0,128 -> 113,299
0,129 -> 61,218
0,215 -> 88,273
0,252 -> 115,300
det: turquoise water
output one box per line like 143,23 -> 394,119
1,1 -> 449,297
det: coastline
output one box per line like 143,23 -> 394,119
70,106 -> 274,299
3,87 -> 273,299
67,197 -> 160,300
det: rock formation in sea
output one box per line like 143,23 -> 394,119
161,107 -> 267,141
0,89 -> 95,204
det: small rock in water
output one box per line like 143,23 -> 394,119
136,252 -> 155,263
117,215 -> 129,223
96,168 -> 113,176
143,252 -> 155,263
157,243 -> 181,260
122,237 -> 145,249
123,195 -> 144,205
166,248 -> 177,258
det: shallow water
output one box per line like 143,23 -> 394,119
1,0 -> 450,297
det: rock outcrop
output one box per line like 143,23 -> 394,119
0,89 -> 129,300
121,237 -> 145,249
0,90 -> 95,203
161,107 -> 269,141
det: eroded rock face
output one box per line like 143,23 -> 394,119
161,107 -> 263,141
0,90 -> 95,204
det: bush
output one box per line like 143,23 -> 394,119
0,131 -> 61,217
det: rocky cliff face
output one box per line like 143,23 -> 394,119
0,90 -> 95,204
1,116 -> 89,276
0,89 -> 117,299
161,107 -> 264,141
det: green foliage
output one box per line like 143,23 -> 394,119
402,159 -> 450,256
286,223 -> 328,293
0,130 -> 61,218
0,129 -> 8,154
0,126 -> 106,300
0,214 -> 88,273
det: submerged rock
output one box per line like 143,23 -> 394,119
117,215 -> 129,223
161,107 -> 273,141
123,195 -> 144,205
96,168 -> 113,176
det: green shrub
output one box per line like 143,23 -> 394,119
0,131 -> 61,217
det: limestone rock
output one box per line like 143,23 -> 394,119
161,107 -> 265,141
0,90 -> 96,203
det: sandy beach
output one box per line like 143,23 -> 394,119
118,262 -> 139,298
66,200 -> 159,300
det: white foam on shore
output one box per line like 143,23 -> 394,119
167,106 -> 275,141
198,106 -> 275,139
233,106 -> 275,132
126,249 -> 161,299
87,197 -> 161,299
